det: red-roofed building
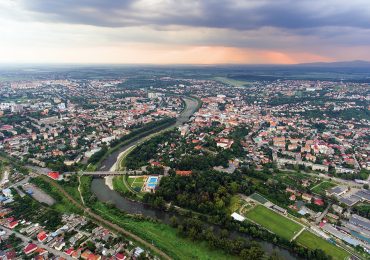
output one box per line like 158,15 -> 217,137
115,253 -> 126,260
150,161 -> 162,167
8,221 -> 18,229
65,248 -> 74,256
175,170 -> 192,176
314,198 -> 324,206
24,243 -> 38,255
35,247 -> 48,255
37,231 -> 48,242
5,250 -> 16,260
48,172 -> 61,181
87,253 -> 101,260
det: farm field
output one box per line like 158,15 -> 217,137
245,205 -> 302,240
296,230 -> 350,260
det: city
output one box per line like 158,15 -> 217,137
0,69 -> 368,260
0,0 -> 370,259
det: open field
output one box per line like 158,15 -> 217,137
112,176 -> 130,193
129,176 -> 145,190
311,181 -> 336,195
214,77 -> 252,88
228,195 -> 243,214
296,230 -> 350,260
245,205 -> 302,240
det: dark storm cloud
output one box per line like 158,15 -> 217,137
20,0 -> 370,31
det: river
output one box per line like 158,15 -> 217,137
91,96 -> 298,259
99,96 -> 199,171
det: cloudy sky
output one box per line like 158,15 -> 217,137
1,0 -> 370,64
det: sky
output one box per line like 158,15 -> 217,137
1,0 -> 370,64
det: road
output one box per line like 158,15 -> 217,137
0,225 -> 73,259
316,202 -> 332,224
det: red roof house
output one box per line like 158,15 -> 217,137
115,253 -> 126,260
48,172 -> 61,180
65,248 -> 74,256
8,221 -> 19,229
314,198 -> 324,206
24,243 -> 38,255
175,170 -> 192,176
37,231 -> 48,242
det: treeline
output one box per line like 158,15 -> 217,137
169,216 -> 267,259
169,213 -> 330,260
9,191 -> 63,230
110,117 -> 176,149
144,170 -> 244,215
125,134 -> 166,169
88,146 -> 108,164
88,117 -> 176,167
296,108 -> 370,121
331,169 -> 369,180
352,204 -> 370,219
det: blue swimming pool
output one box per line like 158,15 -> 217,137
148,177 -> 158,183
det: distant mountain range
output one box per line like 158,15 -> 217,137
297,60 -> 370,68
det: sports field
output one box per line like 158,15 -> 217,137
128,176 -> 146,191
296,230 -> 350,260
311,181 -> 337,195
249,193 -> 268,204
245,205 -> 302,240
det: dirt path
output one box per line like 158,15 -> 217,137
77,175 -> 85,206
40,175 -> 172,260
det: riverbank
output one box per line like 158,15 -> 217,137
32,174 -> 241,260
99,96 -> 200,171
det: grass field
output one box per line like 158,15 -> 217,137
228,195 -> 243,214
246,205 -> 302,240
112,176 -> 130,193
130,176 -> 145,189
311,181 -> 337,195
214,77 -> 251,88
296,231 -> 350,260
30,177 -> 83,214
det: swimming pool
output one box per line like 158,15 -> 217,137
148,176 -> 158,183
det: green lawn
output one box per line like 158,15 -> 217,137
246,205 -> 302,240
311,181 -> 336,195
112,176 -> 130,193
296,231 -> 350,260
30,177 -> 82,214
128,176 -> 145,189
